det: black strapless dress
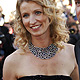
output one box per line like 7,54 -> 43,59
17,75 -> 72,80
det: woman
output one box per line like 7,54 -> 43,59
3,0 -> 79,80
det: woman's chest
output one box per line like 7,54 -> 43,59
17,53 -> 74,77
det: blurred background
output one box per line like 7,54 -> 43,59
0,0 -> 17,22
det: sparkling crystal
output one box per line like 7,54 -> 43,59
28,41 -> 58,59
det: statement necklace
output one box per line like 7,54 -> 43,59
28,42 -> 58,59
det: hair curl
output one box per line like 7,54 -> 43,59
14,0 -> 69,51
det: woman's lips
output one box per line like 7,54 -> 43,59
30,24 -> 42,29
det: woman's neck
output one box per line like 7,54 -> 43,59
31,34 -> 52,48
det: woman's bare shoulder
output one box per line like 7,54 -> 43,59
4,48 -> 24,67
62,42 -> 75,59
3,47 -> 30,79
63,42 -> 76,63
63,42 -> 74,51
3,48 -> 25,79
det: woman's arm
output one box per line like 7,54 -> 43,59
70,58 -> 79,80
3,55 -> 17,80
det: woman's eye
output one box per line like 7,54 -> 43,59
23,14 -> 29,17
35,11 -> 42,15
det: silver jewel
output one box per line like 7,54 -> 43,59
28,42 -> 58,59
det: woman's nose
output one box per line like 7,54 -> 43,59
29,15 -> 36,25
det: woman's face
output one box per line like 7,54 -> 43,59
20,1 -> 50,37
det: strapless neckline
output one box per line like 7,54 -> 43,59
17,75 -> 72,80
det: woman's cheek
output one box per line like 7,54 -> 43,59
22,19 -> 28,27
37,15 -> 47,22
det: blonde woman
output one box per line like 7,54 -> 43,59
3,0 -> 79,80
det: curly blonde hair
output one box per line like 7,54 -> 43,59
14,0 -> 69,50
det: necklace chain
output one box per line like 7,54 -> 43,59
28,42 -> 58,59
